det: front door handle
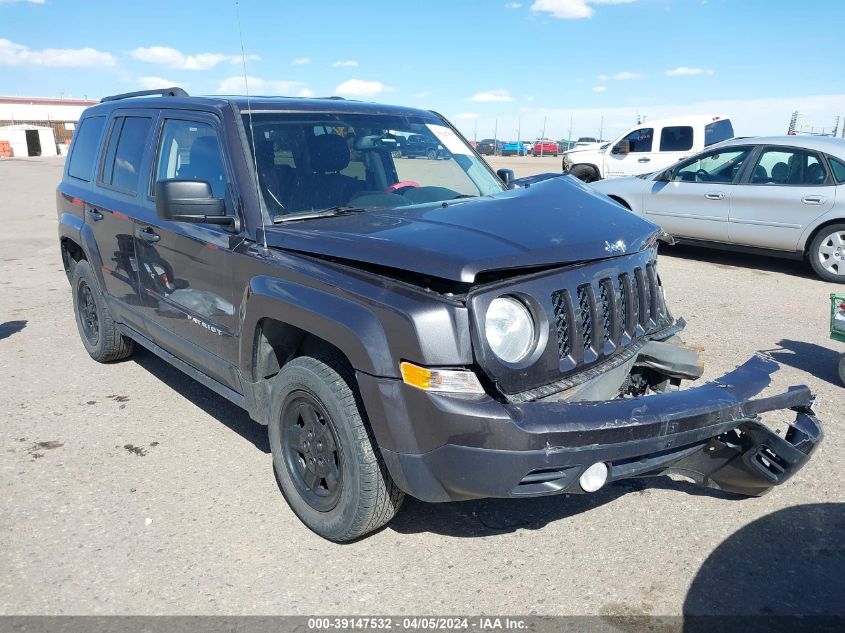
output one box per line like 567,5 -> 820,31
704,192 -> 725,200
637,157 -> 651,163
802,195 -> 825,205
86,208 -> 104,221
134,227 -> 160,243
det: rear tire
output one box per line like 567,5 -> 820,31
71,260 -> 134,362
808,223 -> 845,283
569,164 -> 598,183
268,353 -> 404,541
426,148 -> 437,160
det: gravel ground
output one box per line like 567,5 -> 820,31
1,156 -> 842,617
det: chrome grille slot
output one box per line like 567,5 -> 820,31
577,284 -> 593,351
551,289 -> 572,359
599,280 -> 612,344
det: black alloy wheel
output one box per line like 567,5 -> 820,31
282,392 -> 343,512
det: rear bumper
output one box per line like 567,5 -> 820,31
365,356 -> 823,502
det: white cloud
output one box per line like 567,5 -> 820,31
0,0 -> 46,4
0,38 -> 115,66
216,76 -> 312,97
414,91 -> 432,98
592,85 -> 607,92
291,57 -> 310,65
505,2 -> 523,8
665,66 -> 715,76
612,71 -> 641,80
597,74 -> 609,81
334,79 -> 389,97
454,112 -> 479,120
470,89 -> 514,102
332,60 -> 358,67
137,76 -> 181,90
531,0 -> 637,20
130,46 -> 258,70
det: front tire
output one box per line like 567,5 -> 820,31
569,164 -> 598,183
71,260 -> 134,362
426,148 -> 437,160
808,224 -> 845,282
268,353 -> 404,541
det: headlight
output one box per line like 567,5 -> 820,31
485,296 -> 535,363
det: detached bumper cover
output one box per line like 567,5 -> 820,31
376,355 -> 823,502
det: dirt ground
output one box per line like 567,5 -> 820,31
1,155 -> 842,617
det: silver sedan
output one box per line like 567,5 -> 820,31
589,136 -> 845,282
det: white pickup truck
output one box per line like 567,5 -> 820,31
563,115 -> 734,182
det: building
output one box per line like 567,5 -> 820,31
0,96 -> 99,154
0,124 -> 58,157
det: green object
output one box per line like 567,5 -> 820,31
832,293 -> 845,344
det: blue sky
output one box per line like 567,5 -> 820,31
1,0 -> 844,140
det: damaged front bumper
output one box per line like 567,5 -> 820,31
370,355 -> 823,502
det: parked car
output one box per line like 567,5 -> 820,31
501,141 -> 528,156
476,138 -> 504,156
532,138 -> 558,156
589,136 -> 845,282
57,89 -> 822,541
563,115 -> 735,182
399,133 -> 448,159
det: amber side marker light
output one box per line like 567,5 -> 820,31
400,361 -> 485,395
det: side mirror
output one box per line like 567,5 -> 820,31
155,180 -> 230,224
611,140 -> 630,155
497,168 -> 515,187
655,169 -> 673,182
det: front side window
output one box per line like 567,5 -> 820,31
622,127 -> 653,153
749,148 -> 827,185
672,147 -> 750,184
100,116 -> 152,194
67,116 -> 106,181
242,111 -> 504,220
153,119 -> 228,198
659,126 -> 693,152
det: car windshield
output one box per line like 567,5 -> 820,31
241,111 -> 504,221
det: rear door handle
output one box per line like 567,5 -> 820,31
85,208 -> 103,221
637,157 -> 651,163
704,192 -> 725,200
802,195 -> 825,205
134,227 -> 160,243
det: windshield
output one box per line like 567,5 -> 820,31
241,111 -> 504,221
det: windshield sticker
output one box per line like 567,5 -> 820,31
425,124 -> 472,155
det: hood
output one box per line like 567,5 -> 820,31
264,176 -> 660,283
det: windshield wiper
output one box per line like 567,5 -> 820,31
274,206 -> 370,223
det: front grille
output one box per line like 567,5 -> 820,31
551,259 -> 668,366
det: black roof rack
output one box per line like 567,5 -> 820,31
101,87 -> 189,103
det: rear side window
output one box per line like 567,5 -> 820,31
704,119 -> 734,146
100,116 -> 152,195
660,126 -> 693,151
67,116 -> 106,181
828,156 -> 845,184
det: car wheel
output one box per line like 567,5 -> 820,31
808,224 -> 845,282
71,260 -> 134,362
569,164 -> 598,183
426,148 -> 437,160
268,353 -> 404,541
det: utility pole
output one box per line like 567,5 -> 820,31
541,116 -> 547,156
599,116 -> 604,141
473,119 -> 477,143
517,117 -> 521,155
493,118 -> 498,154
568,115 -> 573,145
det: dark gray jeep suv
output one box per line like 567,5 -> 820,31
57,88 -> 822,541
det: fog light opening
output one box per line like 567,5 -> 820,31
579,462 -> 608,492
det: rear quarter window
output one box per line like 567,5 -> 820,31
704,119 -> 734,146
67,116 -> 106,181
659,126 -> 693,151
828,156 -> 845,184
